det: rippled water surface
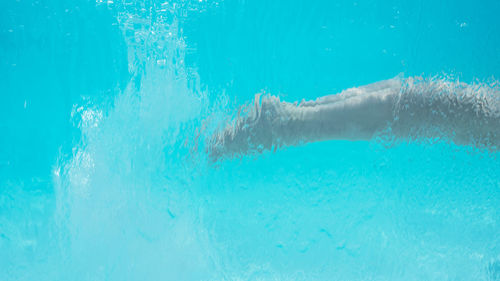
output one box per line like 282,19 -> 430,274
1,0 -> 500,280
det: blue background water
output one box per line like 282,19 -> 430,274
1,0 -> 500,280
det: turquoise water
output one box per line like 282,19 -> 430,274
1,0 -> 500,280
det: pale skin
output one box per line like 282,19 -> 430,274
209,76 -> 500,161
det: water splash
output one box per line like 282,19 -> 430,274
52,1 -> 223,280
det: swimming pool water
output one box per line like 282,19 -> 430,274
1,0 -> 500,280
